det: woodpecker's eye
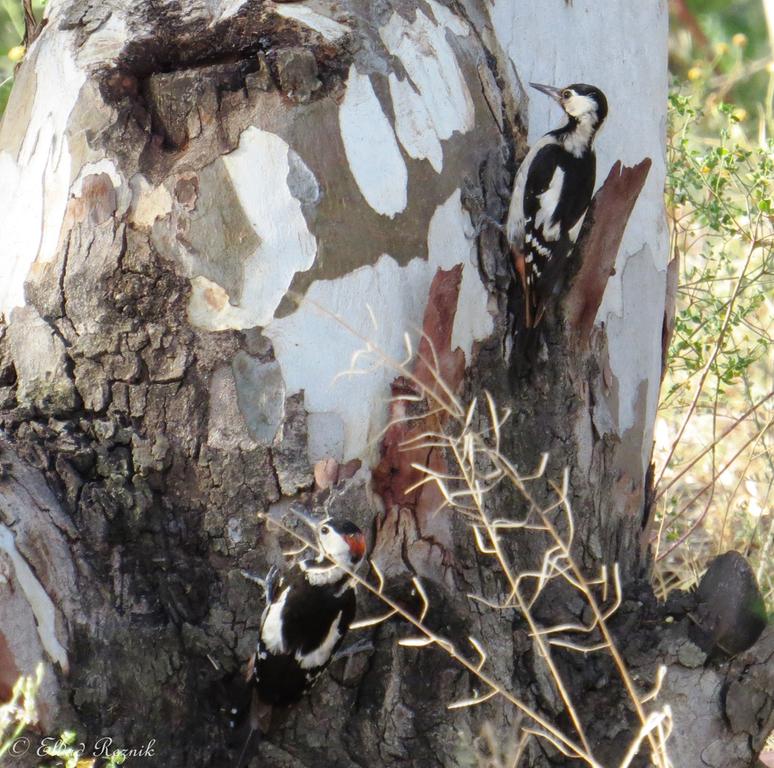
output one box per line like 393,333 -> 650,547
562,90 -> 572,99
320,525 -> 330,535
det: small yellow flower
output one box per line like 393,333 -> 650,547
7,45 -> 25,63
732,107 -> 748,122
732,33 -> 748,47
714,42 -> 729,56
687,66 -> 703,82
700,165 -> 711,175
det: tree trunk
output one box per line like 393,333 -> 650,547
0,1 -> 770,767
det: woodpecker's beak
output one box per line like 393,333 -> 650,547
529,82 -> 563,103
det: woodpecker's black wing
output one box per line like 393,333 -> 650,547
521,143 -> 596,314
251,569 -> 356,707
280,574 -> 357,658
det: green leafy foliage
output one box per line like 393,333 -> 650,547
665,91 -> 772,398
0,0 -> 46,114
672,0 -> 771,119
656,14 -> 773,604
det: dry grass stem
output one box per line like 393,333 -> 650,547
270,289 -> 674,767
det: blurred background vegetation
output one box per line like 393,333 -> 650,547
0,1 -> 771,597
0,0 -> 44,113
657,0 -> 773,612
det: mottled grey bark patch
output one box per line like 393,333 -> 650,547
276,48 -> 322,103
306,411 -> 345,463
232,353 -> 286,445
725,627 -> 774,755
6,306 -> 79,415
171,159 -> 260,304
272,393 -> 314,495
208,365 -> 259,451
287,147 -> 321,206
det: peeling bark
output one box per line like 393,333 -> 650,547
564,159 -> 652,346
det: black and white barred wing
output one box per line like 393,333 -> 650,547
509,143 -> 595,324
251,572 -> 356,706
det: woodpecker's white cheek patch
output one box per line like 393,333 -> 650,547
339,67 -> 407,218
187,127 -> 317,330
564,93 -> 597,120
261,586 -> 291,653
297,612 -> 342,669
319,532 -> 353,566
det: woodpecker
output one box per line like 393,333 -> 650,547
233,517 -> 366,762
506,82 -> 608,328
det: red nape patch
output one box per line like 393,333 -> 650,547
345,533 -> 366,560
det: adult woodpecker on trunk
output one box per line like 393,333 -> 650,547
232,517 -> 366,765
506,82 -> 608,329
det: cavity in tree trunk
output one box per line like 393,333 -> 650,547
0,1 -> 770,767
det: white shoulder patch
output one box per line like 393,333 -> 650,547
296,612 -> 342,669
534,166 -> 565,242
505,135 -> 558,245
260,586 -> 290,653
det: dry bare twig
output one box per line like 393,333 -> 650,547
257,297 -> 674,767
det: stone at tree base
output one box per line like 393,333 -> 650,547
688,550 -> 767,658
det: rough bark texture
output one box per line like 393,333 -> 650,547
0,1 -> 770,767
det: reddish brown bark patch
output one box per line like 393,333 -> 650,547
371,266 -> 465,578
313,457 -> 361,492
565,159 -> 651,344
80,173 -> 118,226
372,265 -> 464,510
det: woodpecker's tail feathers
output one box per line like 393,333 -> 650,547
250,688 -> 273,735
510,327 -> 542,375
234,729 -> 256,768
233,691 -> 272,768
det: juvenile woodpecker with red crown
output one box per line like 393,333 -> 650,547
236,516 -> 366,753
506,82 -> 608,328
